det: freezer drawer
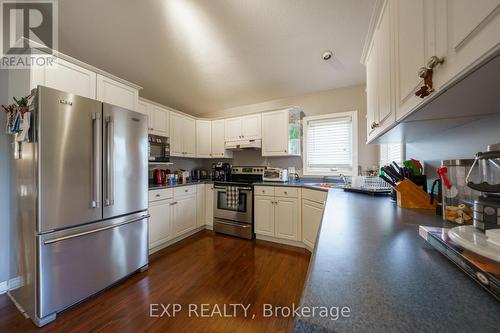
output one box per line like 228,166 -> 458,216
37,214 -> 148,318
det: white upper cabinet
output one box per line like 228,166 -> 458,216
262,108 -> 301,156
31,57 -> 97,99
137,99 -> 169,137
364,0 -> 500,142
211,120 -> 233,158
224,117 -> 243,142
434,0 -> 500,89
149,105 -> 169,137
224,114 -> 262,142
393,0 -> 432,120
196,120 -> 212,158
364,0 -> 395,143
241,114 -> 262,140
170,112 -> 196,157
96,74 -> 139,111
137,100 -> 148,115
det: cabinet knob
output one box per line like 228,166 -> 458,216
155,194 -> 160,197
284,191 -> 288,195
370,122 -> 379,129
426,56 -> 444,69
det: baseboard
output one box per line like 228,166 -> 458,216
205,225 -> 213,230
0,281 -> 7,294
256,234 -> 305,249
149,225 -> 207,255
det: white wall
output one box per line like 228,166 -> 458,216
198,84 -> 379,175
0,69 -> 11,284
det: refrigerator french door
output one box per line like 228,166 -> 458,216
10,86 -> 149,327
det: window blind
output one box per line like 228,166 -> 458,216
306,116 -> 352,171
380,143 -> 403,165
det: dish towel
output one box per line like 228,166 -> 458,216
226,186 -> 239,209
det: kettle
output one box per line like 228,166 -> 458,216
153,169 -> 165,185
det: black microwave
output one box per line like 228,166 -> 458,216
148,134 -> 170,162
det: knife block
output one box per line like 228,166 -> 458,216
394,179 -> 436,210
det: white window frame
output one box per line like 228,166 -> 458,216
302,111 -> 358,176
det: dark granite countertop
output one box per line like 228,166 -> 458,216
148,180 -> 212,190
295,189 -> 500,333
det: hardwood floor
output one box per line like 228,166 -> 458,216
0,230 -> 310,333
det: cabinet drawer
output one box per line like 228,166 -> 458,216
254,186 -> 275,196
301,188 -> 327,204
149,188 -> 174,202
174,185 -> 197,198
275,187 -> 298,198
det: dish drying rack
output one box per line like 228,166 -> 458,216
344,176 -> 392,195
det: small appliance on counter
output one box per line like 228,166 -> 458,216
421,143 -> 500,301
148,134 -> 170,163
263,167 -> 288,182
191,169 -> 209,181
437,159 -> 479,223
212,162 -> 232,181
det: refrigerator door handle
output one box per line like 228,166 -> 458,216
105,116 -> 114,206
43,214 -> 150,245
91,112 -> 101,208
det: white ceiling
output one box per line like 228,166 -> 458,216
58,0 -> 375,115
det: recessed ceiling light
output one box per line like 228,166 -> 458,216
322,51 -> 333,61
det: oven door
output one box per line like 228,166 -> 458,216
214,186 -> 252,223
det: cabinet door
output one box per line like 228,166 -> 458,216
196,184 -> 205,227
169,112 -> 184,156
435,0 -> 500,88
172,195 -> 196,237
376,2 -> 394,131
205,184 -> 214,226
241,114 -> 261,140
196,120 -> 212,158
149,199 -> 172,249
137,100 -> 149,116
366,30 -> 379,142
96,74 -> 138,111
224,118 -> 242,141
150,105 -> 169,137
183,117 -> 196,157
394,0 -> 430,120
211,120 -> 233,158
301,199 -> 324,249
33,57 -> 96,99
275,197 -> 299,241
262,110 -> 288,156
254,196 -> 275,237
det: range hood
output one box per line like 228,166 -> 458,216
225,139 -> 262,150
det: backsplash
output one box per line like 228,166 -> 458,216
406,113 -> 500,180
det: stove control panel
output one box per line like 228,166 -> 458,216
232,166 -> 266,175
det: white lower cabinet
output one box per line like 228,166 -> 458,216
301,199 -> 324,249
149,198 -> 173,249
205,184 -> 214,226
196,184 -> 206,227
254,187 -> 300,242
254,196 -> 275,237
172,193 -> 197,237
275,197 -> 300,241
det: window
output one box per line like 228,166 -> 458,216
379,143 -> 404,166
303,111 -> 358,176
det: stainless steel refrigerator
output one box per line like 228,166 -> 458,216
9,86 -> 149,327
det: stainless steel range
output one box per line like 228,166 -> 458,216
213,166 -> 265,239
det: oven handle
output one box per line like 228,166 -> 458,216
215,220 -> 251,228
